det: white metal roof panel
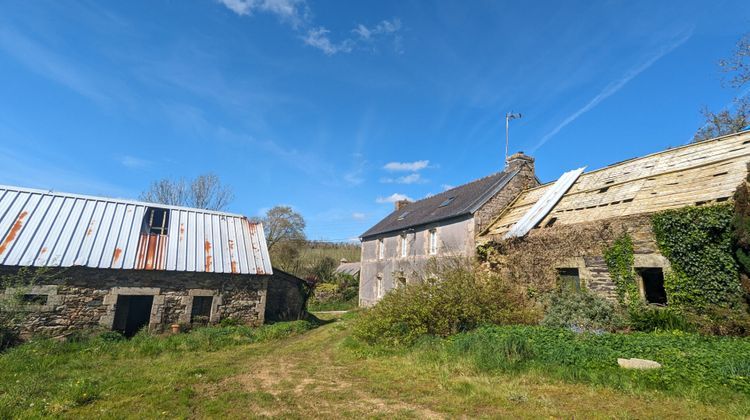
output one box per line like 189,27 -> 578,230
504,167 -> 585,239
0,184 -> 272,275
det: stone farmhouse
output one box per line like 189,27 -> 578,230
0,185 -> 307,338
479,130 -> 750,304
358,152 -> 538,306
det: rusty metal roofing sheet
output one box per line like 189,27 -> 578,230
0,185 -> 272,275
503,167 -> 585,239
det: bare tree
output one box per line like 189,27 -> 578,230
694,32 -> 750,142
720,32 -> 750,89
257,206 -> 306,251
693,98 -> 750,142
140,173 -> 234,211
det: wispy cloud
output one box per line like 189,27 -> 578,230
118,155 -> 152,169
303,27 -> 354,55
217,0 -> 402,56
376,193 -> 413,204
383,160 -> 429,172
441,184 -> 454,191
217,0 -> 309,27
352,212 -> 366,220
380,173 -> 427,184
530,28 -> 694,152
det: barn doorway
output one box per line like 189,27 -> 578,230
113,295 -> 154,337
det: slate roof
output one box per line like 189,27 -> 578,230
335,261 -> 361,276
361,169 -> 519,238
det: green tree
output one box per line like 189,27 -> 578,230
257,206 -> 306,251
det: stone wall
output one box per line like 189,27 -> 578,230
474,159 -> 539,234
485,214 -> 670,301
0,266 -> 268,338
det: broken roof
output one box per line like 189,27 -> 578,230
0,185 -> 272,275
482,130 -> 750,239
362,169 -> 519,238
335,261 -> 361,276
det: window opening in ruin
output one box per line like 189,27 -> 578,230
144,207 -> 170,235
378,239 -> 384,260
395,274 -> 407,289
637,268 -> 667,305
21,294 -> 48,305
376,274 -> 384,298
557,268 -> 581,293
191,296 -> 213,325
113,295 -> 154,337
429,229 -> 438,255
400,234 -> 408,258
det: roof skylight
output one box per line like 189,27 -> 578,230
397,211 -> 410,220
438,197 -> 455,207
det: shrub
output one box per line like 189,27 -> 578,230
542,289 -> 625,332
629,305 -> 692,332
353,261 -> 540,346
450,326 -> 534,372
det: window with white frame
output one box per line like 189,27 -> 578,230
378,238 -> 384,260
400,234 -> 408,258
429,229 -> 438,255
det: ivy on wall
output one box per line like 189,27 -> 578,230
603,233 -> 639,305
652,204 -> 741,309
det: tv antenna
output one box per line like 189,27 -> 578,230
505,112 -> 522,165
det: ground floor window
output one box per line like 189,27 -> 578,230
556,268 -> 581,293
191,296 -> 214,325
637,267 -> 667,305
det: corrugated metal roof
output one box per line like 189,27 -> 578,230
504,167 -> 584,239
0,185 -> 272,275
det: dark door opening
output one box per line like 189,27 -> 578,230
113,295 -> 154,337
638,268 -> 667,305
190,296 -> 213,325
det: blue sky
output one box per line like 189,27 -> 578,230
0,1 -> 748,241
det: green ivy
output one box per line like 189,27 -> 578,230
603,233 -> 639,305
652,204 -> 741,309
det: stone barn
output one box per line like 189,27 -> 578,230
0,185 -> 305,338
479,130 -> 750,303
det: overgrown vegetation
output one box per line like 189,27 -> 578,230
307,272 -> 358,311
446,325 -> 750,396
541,289 -> 625,332
354,260 -> 540,346
603,232 -> 638,305
0,320 -> 314,417
652,204 -> 741,308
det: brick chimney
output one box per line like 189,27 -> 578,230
506,151 -> 535,174
395,199 -> 411,211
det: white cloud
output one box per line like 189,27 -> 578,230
353,18 -> 401,40
118,155 -> 152,169
303,27 -> 354,56
383,160 -> 429,172
441,184 -> 454,191
217,0 -> 308,27
531,28 -> 693,152
352,212 -> 366,220
380,173 -> 426,184
376,193 -> 413,204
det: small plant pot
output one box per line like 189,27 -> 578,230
170,324 -> 181,334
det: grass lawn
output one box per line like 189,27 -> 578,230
1,313 -> 749,418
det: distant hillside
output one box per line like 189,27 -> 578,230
299,241 -> 360,263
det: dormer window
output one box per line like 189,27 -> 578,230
144,207 -> 170,235
438,197 -> 455,207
